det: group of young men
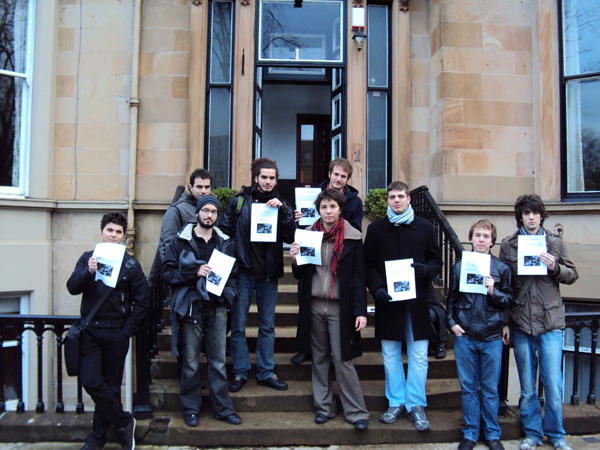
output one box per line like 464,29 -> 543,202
68,156 -> 577,450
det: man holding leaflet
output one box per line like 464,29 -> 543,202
446,219 -> 512,450
161,195 -> 241,427
220,158 -> 296,392
364,181 -> 442,431
67,212 -> 150,450
499,195 -> 578,450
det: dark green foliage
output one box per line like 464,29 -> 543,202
364,189 -> 388,222
213,187 -> 239,212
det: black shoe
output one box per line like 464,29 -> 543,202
116,417 -> 135,450
183,413 -> 199,427
229,375 -> 246,392
486,440 -> 505,450
458,439 -> 476,450
291,352 -> 312,364
257,374 -> 288,390
354,419 -> 369,431
435,344 -> 447,359
315,413 -> 331,424
215,413 -> 242,425
80,443 -> 103,450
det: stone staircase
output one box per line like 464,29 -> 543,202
142,254 -> 477,446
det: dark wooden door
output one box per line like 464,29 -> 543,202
296,114 -> 331,187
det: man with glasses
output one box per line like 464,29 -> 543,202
161,195 -> 241,427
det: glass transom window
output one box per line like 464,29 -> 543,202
259,0 -> 343,63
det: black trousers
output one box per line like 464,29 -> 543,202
80,326 -> 132,446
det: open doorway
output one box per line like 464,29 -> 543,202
297,114 -> 330,187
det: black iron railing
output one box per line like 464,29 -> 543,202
410,185 -> 464,295
0,314 -> 153,418
497,300 -> 600,412
0,315 -> 83,414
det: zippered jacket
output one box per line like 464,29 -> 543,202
446,255 -> 512,341
67,251 -> 150,337
499,229 -> 578,336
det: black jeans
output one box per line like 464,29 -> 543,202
80,326 -> 132,446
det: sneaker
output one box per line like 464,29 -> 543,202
117,417 -> 135,450
486,440 -> 505,450
552,440 -> 572,450
408,405 -> 431,431
457,439 -> 476,450
519,438 -> 539,450
257,374 -> 288,390
379,406 -> 406,424
228,375 -> 246,392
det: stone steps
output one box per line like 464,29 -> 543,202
151,350 -> 458,381
149,378 -> 463,412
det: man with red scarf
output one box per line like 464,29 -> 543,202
364,181 -> 442,431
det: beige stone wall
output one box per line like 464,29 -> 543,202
53,0 -> 193,203
428,0 -> 536,202
137,0 -> 192,202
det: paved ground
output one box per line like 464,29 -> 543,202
1,434 -> 600,450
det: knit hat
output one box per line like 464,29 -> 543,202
196,194 -> 221,216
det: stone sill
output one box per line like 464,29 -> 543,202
439,202 -> 600,214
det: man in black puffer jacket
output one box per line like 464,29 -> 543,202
446,219 -> 512,450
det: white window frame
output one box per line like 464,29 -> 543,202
0,0 -> 35,196
0,293 -> 30,411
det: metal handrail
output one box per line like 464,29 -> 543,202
410,185 -> 465,297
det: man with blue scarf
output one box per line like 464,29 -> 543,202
364,181 -> 442,431
499,195 -> 578,450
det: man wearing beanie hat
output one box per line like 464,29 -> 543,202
161,194 -> 242,427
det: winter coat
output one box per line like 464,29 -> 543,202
67,251 -> 150,337
499,229 -> 578,336
161,223 -> 238,355
319,179 -> 364,232
219,185 -> 296,280
446,255 -> 513,341
158,191 -> 197,261
292,221 -> 367,361
364,216 -> 443,342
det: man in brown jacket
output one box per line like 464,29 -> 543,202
499,195 -> 578,450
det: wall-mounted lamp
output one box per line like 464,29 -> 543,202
352,28 -> 367,51
351,7 -> 366,51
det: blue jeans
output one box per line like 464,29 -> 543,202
230,273 -> 278,381
180,304 -> 235,418
454,335 -> 503,441
381,312 -> 429,411
512,328 -> 565,445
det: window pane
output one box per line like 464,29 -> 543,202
565,77 -> 600,192
0,75 -> 21,187
367,91 -> 387,191
260,1 -> 343,62
210,1 -> 233,84
562,0 -> 600,76
367,5 -> 388,88
208,88 -> 232,188
0,0 -> 29,74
